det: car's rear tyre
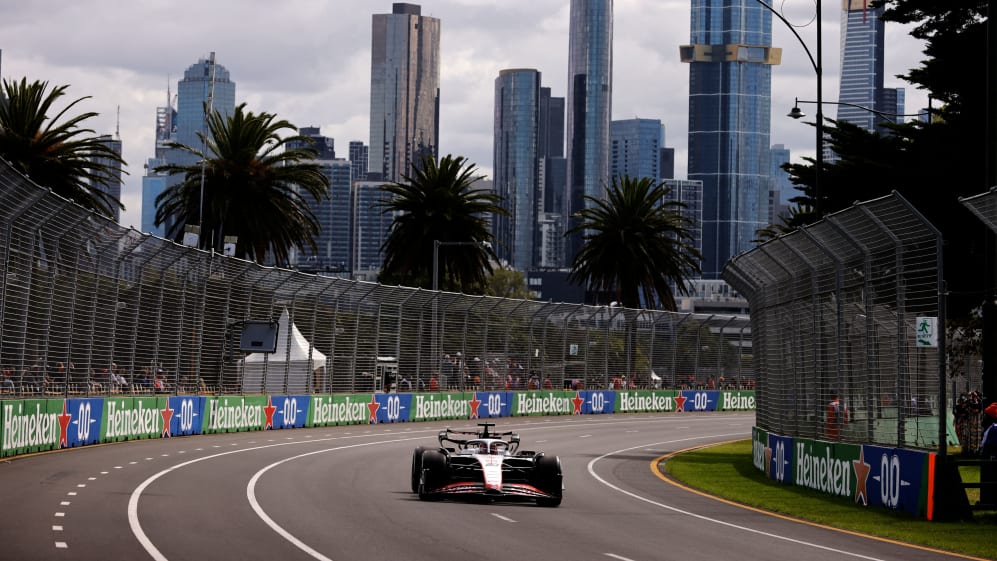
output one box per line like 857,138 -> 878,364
411,447 -> 428,493
418,450 -> 447,501
534,454 -> 562,507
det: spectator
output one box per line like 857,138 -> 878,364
428,374 -> 439,391
955,393 -> 972,455
0,369 -> 14,393
154,369 -> 167,393
542,375 -> 553,390
826,390 -> 848,441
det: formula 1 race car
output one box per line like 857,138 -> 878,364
411,423 -> 563,507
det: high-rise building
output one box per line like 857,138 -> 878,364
349,141 -> 370,183
352,180 -> 394,279
284,128 -> 350,274
159,53 -> 236,240
662,179 -> 704,274
141,87 -> 177,236
369,3 -> 440,182
291,126 -> 336,160
294,158 -> 352,275
681,1 -> 780,278
538,87 -> 567,267
610,118 -> 664,184
92,134 -> 123,223
493,68 -> 541,270
837,1 -> 889,130
769,143 -> 792,223
565,0 -> 613,262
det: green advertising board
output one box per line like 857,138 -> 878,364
102,396 -> 167,441
202,396 -> 269,433
308,394 -> 377,426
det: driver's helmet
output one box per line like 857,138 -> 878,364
474,441 -> 488,454
490,441 -> 508,455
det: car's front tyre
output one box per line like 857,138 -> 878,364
411,447 -> 428,493
418,449 -> 447,501
534,454 -> 563,507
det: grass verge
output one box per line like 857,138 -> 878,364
662,440 -> 996,560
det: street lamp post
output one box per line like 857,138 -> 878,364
789,98 -> 927,124
432,239 -> 490,293
753,0 -> 822,216
431,239 -> 489,379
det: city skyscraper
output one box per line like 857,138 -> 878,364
285,128 -> 351,274
141,86 -> 177,236
369,3 -> 440,183
92,134 -> 123,223
565,0 -> 613,263
352,180 -> 394,279
682,1 -> 780,278
609,118 -> 664,183
837,1 -> 889,130
493,68 -> 541,270
291,126 -> 336,160
768,143 -> 792,223
349,141 -> 370,182
152,53 -> 236,241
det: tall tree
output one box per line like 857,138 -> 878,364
154,102 -> 330,265
0,78 -> 125,218
775,1 -> 993,396
379,154 -> 505,292
568,176 -> 701,310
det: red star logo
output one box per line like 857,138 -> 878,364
674,393 -> 687,412
572,392 -> 585,414
468,393 -> 481,419
367,394 -> 380,424
852,446 -> 872,505
161,401 -> 175,438
263,396 -> 277,430
57,400 -> 72,448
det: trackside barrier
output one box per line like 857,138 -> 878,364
753,426 -> 940,519
0,389 -> 755,459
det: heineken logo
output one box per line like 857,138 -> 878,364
2,402 -> 60,451
796,442 -> 852,497
619,392 -> 672,413
516,393 -> 571,415
312,396 -> 370,425
106,400 -> 159,438
414,395 -> 468,419
722,393 -> 755,410
207,399 -> 263,430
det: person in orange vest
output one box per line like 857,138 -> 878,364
826,390 -> 848,440
428,374 -> 439,391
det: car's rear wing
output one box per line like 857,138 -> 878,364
438,423 -> 521,452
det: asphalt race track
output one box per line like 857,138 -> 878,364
0,413 -> 974,561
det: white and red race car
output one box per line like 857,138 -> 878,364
411,423 -> 563,507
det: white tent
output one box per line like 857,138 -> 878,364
241,309 -> 327,394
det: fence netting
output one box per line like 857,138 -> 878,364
724,192 -> 945,450
0,159 -> 752,400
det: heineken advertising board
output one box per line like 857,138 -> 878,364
755,430 -> 932,517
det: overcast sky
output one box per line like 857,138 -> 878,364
1,0 -> 929,231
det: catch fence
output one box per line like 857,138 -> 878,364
724,192 -> 946,450
0,159 -> 752,399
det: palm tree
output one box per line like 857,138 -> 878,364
154,102 -> 330,264
568,176 -> 701,310
0,78 -> 125,217
379,154 -> 506,291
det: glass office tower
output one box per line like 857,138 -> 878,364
837,0 -> 886,130
565,0 -> 613,263
610,118 -> 664,183
682,1 -> 780,278
369,3 -> 441,183
493,69 -> 541,270
162,54 -> 236,240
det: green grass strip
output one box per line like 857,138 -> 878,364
663,440 -> 996,560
